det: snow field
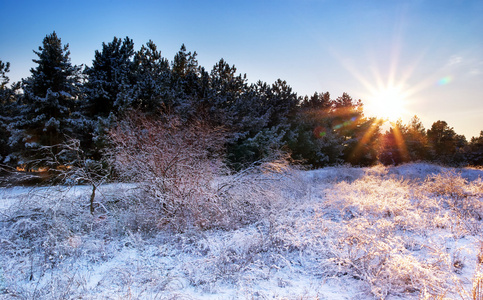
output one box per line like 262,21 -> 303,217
0,163 -> 482,299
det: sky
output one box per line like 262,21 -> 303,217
1,0 -> 482,139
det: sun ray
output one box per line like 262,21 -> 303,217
328,42 -> 413,122
349,118 -> 384,161
327,46 -> 378,94
391,122 -> 409,161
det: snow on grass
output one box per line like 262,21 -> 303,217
1,163 -> 482,299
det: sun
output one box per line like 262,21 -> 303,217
365,85 -> 408,121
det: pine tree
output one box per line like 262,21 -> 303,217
169,44 -> 201,119
267,79 -> 298,128
468,131 -> 483,165
0,60 -> 18,164
300,91 -> 331,111
207,58 -> 247,127
225,79 -> 299,169
379,125 -> 407,165
287,112 -> 345,167
9,32 -> 81,169
288,91 -> 345,167
0,60 -> 10,91
130,40 -> 170,113
80,37 -> 135,158
427,120 -> 457,162
404,115 -> 429,161
84,36 -> 135,118
327,93 -> 379,166
172,44 -> 199,80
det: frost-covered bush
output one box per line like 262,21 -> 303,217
109,112 -> 227,231
109,112 -> 301,232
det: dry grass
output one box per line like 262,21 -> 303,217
1,163 -> 482,299
318,168 -> 483,299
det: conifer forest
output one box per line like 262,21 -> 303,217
1,32 -> 482,176
1,32 -> 483,300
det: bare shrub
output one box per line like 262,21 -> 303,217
109,112 -> 303,232
109,112 -> 228,231
215,153 -> 304,228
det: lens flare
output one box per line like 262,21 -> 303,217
438,76 -> 452,85
313,126 -> 327,138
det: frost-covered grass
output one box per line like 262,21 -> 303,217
1,163 -> 483,299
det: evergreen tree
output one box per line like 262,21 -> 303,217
343,117 -> 381,166
378,116 -> 429,165
0,60 -> 10,91
208,58 -> 247,127
225,78 -> 298,169
328,93 -> 379,166
0,60 -> 18,164
467,131 -> 483,165
172,44 -> 199,79
9,32 -> 81,169
266,79 -> 298,128
168,44 -> 201,119
404,115 -> 429,161
83,36 -> 135,118
288,92 -> 344,167
300,91 -> 331,111
287,116 -> 344,167
427,120 -> 466,164
378,122 -> 408,165
427,120 -> 455,162
80,37 -> 135,158
130,40 -> 170,113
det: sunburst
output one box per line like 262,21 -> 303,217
365,84 -> 409,122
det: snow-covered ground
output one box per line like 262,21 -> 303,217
1,163 -> 482,299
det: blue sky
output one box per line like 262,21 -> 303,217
1,0 -> 482,138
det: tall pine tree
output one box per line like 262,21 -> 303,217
0,60 -> 18,164
130,40 -> 170,113
79,37 -> 135,158
9,32 -> 81,169
83,36 -> 135,118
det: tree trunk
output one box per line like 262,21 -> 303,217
90,184 -> 96,215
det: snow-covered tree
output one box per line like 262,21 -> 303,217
83,36 -> 135,118
129,40 -> 170,113
0,60 -> 11,91
207,58 -> 247,127
9,32 -> 82,169
0,60 -> 18,164
168,44 -> 202,119
225,79 -> 298,169
266,79 -> 298,128
78,37 -> 136,159
288,93 -> 344,167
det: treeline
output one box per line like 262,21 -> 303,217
0,32 -> 482,174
